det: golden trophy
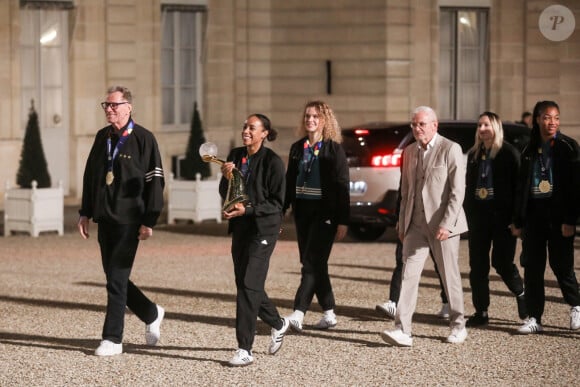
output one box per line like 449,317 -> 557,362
199,142 -> 250,211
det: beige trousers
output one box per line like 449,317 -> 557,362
396,219 -> 465,335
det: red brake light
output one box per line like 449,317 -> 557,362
354,129 -> 369,135
371,153 -> 401,167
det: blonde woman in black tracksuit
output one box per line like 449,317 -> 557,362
464,112 -> 526,327
284,101 -> 350,331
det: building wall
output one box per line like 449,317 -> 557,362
69,0 -> 165,199
204,0 -> 240,155
206,0 -> 579,162
0,0 -> 578,208
523,0 -> 579,134
490,0 -> 580,135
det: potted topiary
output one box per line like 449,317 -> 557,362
180,101 -> 211,180
4,100 -> 63,236
167,102 -> 221,224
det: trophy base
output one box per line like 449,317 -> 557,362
222,195 -> 250,212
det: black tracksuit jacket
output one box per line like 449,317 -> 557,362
219,144 -> 286,236
79,120 -> 165,227
464,141 -> 520,226
513,129 -> 579,229
283,138 -> 350,225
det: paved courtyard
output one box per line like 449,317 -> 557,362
0,211 -> 578,386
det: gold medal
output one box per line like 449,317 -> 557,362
106,171 -> 114,185
538,180 -> 550,193
478,187 -> 488,199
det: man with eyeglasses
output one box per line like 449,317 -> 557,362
381,106 -> 468,347
78,85 -> 166,356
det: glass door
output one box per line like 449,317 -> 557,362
439,8 -> 488,120
20,8 -> 69,193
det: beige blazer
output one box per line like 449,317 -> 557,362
399,134 -> 468,238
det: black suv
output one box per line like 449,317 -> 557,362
342,120 -> 530,241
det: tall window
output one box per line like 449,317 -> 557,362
20,2 -> 71,191
161,4 -> 206,130
439,8 -> 488,120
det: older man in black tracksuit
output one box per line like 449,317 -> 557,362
78,86 -> 165,356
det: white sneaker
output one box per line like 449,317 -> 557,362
447,327 -> 468,344
437,303 -> 450,319
380,329 -> 413,347
314,313 -> 337,329
287,317 -> 303,333
570,306 -> 580,330
228,349 -> 254,367
95,340 -> 122,356
376,301 -> 397,319
517,317 -> 543,334
145,305 -> 165,346
268,318 -> 290,355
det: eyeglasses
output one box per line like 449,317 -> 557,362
410,121 -> 433,130
101,101 -> 129,110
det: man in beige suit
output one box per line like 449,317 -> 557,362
381,106 -> 468,347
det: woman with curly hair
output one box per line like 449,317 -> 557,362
283,100 -> 350,331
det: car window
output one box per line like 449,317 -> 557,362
438,124 -> 476,153
398,122 -> 529,154
343,121 -> 529,167
395,124 -> 476,153
342,124 -> 409,167
503,123 -> 530,153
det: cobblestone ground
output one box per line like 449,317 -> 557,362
0,214 -> 578,386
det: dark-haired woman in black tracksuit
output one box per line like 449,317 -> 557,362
219,113 -> 289,367
511,100 -> 580,334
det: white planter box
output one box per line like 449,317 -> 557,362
167,173 -> 222,224
4,180 -> 64,237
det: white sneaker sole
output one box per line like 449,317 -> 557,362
375,304 -> 396,319
145,306 -> 165,346
289,320 -> 303,333
380,331 -> 412,347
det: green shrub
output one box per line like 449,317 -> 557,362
16,100 -> 51,188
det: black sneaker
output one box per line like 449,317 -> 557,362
516,293 -> 528,320
466,312 -> 489,327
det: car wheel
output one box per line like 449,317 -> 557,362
347,225 -> 386,241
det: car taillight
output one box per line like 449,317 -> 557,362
371,153 -> 401,167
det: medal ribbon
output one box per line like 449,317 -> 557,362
479,147 -> 491,181
107,119 -> 134,175
303,139 -> 322,173
475,146 -> 493,200
537,143 -> 552,180
531,139 -> 554,197
240,155 -> 251,183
